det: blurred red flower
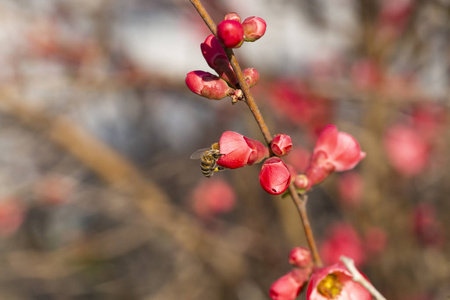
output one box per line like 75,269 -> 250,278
190,179 -> 236,220
320,223 -> 366,268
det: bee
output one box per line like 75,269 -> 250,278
190,142 -> 224,177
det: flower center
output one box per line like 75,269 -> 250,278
317,273 -> 343,299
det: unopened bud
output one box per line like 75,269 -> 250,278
294,174 -> 309,191
224,12 -> 241,23
271,134 -> 292,156
259,157 -> 291,195
201,35 -> 237,86
185,71 -> 233,100
217,20 -> 244,48
289,247 -> 312,268
242,16 -> 267,42
242,68 -> 260,88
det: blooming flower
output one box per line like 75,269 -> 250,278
306,263 -> 372,300
259,157 -> 291,195
217,131 -> 268,169
306,125 -> 365,187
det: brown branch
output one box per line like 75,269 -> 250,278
0,88 -> 246,283
189,0 -> 323,266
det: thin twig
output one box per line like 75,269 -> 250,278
189,0 -> 323,266
290,189 -> 323,267
340,256 -> 387,300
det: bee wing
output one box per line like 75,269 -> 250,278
190,148 -> 210,160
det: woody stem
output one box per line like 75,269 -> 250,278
189,0 -> 322,267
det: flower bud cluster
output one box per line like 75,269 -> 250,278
202,125 -> 364,196
185,12 -> 266,101
217,14 -> 267,48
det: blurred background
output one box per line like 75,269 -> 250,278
0,0 -> 448,299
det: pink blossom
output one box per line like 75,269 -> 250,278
201,35 -> 237,86
289,247 -> 312,268
320,223 -> 366,267
185,70 -> 234,100
242,16 -> 267,42
217,131 -> 268,169
384,124 -> 429,176
306,263 -> 372,300
271,134 -> 293,157
217,20 -> 244,48
259,157 -> 291,195
190,179 -> 236,220
270,269 -> 310,300
306,125 -> 365,187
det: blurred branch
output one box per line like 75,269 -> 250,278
0,88 -> 247,283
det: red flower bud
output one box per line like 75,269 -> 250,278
242,67 -> 260,88
201,35 -> 237,86
306,125 -> 365,187
217,131 -> 268,169
185,71 -> 234,100
269,269 -> 310,300
289,247 -> 312,268
224,12 -> 241,23
217,20 -> 244,48
271,134 -> 293,157
259,157 -> 291,195
320,223 -> 366,268
306,263 -> 372,300
242,16 -> 267,42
